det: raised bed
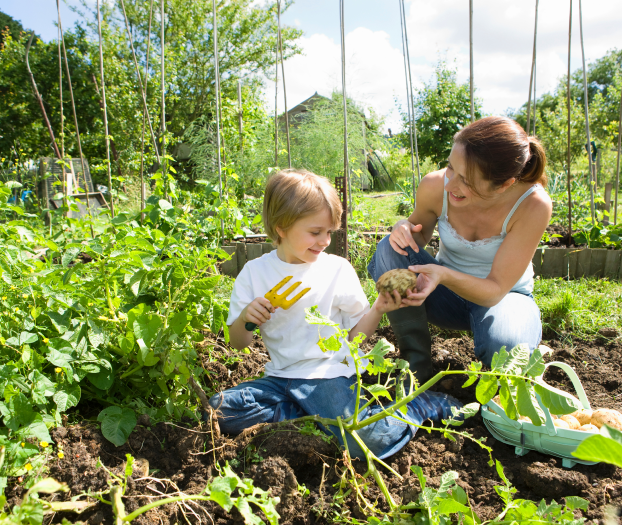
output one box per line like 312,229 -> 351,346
220,236 -> 622,281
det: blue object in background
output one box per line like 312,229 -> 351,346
7,190 -> 33,205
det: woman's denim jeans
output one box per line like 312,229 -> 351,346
209,375 -> 461,460
368,236 -> 542,366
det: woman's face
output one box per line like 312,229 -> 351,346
445,143 -> 492,205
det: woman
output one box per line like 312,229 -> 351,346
368,116 -> 551,382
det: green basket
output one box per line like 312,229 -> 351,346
481,360 -> 599,469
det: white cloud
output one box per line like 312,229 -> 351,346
265,0 -> 622,132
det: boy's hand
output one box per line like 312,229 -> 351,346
373,289 -> 406,315
242,297 -> 276,327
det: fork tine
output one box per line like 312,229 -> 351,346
280,287 -> 311,309
277,282 -> 303,300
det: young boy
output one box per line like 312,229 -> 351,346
209,169 -> 460,460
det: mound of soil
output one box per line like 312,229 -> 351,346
7,331 -> 622,524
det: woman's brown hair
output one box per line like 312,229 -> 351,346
453,116 -> 547,194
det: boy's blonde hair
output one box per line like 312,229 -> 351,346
263,169 -> 343,244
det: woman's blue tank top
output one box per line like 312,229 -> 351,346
436,179 -> 543,295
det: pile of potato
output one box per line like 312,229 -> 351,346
490,396 -> 622,433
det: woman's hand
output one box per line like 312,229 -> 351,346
400,265 -> 446,306
389,220 -> 423,256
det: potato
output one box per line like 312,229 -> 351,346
591,409 -> 622,430
560,415 -> 581,430
553,419 -> 570,429
376,269 -> 418,298
579,424 -> 599,433
570,409 -> 593,426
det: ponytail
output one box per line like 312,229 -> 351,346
519,136 -> 547,187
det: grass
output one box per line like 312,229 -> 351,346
534,277 -> 622,339
353,191 -> 410,230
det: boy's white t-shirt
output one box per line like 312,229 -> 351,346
227,250 -> 370,379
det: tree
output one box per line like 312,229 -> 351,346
0,0 -> 302,185
399,60 -> 483,168
0,10 -> 27,47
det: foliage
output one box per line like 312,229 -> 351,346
0,179 -> 239,479
0,0 -> 302,184
398,59 -> 483,168
573,424 -> 622,468
299,307 -> 580,519
533,277 -> 622,339
98,455 -> 280,525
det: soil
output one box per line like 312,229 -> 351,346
8,330 -> 622,524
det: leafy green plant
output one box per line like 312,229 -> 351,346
297,306 -> 582,519
573,424 -> 622,468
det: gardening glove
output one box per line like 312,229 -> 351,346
407,390 -> 463,426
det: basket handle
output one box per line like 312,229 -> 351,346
542,361 -> 591,411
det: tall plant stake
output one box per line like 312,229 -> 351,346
119,0 -> 161,163
56,22 -> 67,212
578,0 -> 595,225
140,0 -> 155,222
25,34 -> 61,160
340,0 -> 352,221
526,0 -> 539,135
277,0 -> 291,168
96,0 -> 114,217
212,0 -> 224,239
160,0 -> 167,199
274,20 -> 279,167
566,0 -> 572,236
469,0 -> 474,123
615,77 -> 622,225
57,4 -> 95,238
399,0 -> 420,200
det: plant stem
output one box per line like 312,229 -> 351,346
122,495 -> 214,522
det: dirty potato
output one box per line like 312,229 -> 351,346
553,419 -> 570,429
376,269 -> 418,298
591,409 -> 622,430
570,409 -> 593,426
560,415 -> 581,430
579,424 -> 599,433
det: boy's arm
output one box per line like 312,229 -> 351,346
229,297 -> 275,350
348,291 -> 402,342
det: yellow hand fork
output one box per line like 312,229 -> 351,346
245,276 -> 311,331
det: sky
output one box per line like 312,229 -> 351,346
3,0 -> 621,133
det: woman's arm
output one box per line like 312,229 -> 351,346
406,190 -> 552,307
389,171 -> 444,255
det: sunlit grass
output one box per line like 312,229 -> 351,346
534,277 -> 622,339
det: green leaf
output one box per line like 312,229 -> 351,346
18,332 -> 38,345
98,407 -> 137,447
533,382 -> 582,416
572,425 -> 622,467
521,346 -> 550,377
512,378 -> 544,426
438,470 -> 459,494
564,496 -> 589,511
61,246 -> 81,267
499,344 -> 530,374
53,384 -> 81,412
499,378 -> 518,420
365,384 -> 392,400
133,314 -> 162,348
317,334 -> 341,353
88,365 -> 115,391
305,305 -> 339,329
436,498 -> 471,515
170,311 -> 191,336
411,465 -> 426,490
475,376 -> 497,405
158,199 -> 173,210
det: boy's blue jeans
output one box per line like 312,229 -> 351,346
368,236 -> 542,366
208,375 -> 461,460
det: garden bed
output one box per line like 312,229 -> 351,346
10,329 -> 622,524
